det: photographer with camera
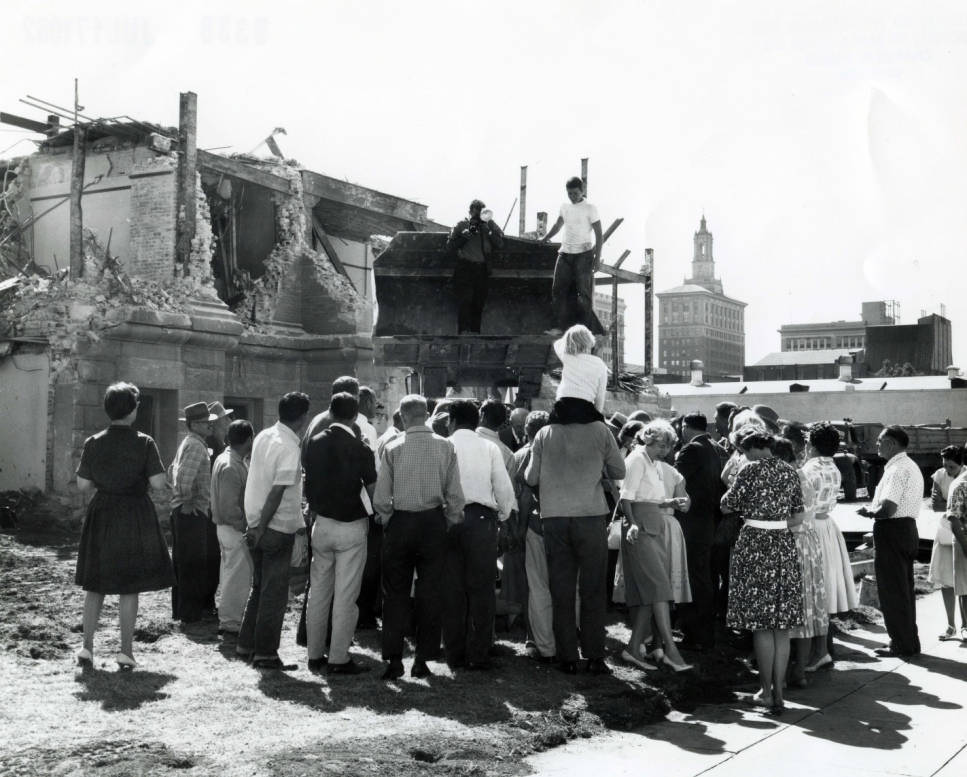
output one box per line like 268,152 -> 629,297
446,198 -> 504,334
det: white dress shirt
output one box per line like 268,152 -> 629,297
449,428 -> 516,520
244,422 -> 304,534
872,451 -> 924,520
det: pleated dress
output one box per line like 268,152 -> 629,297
74,425 -> 174,594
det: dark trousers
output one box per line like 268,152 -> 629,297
677,540 -> 715,646
711,538 -> 733,620
357,516 -> 383,624
873,518 -> 921,655
203,519 -> 220,611
381,508 -> 448,662
170,507 -> 209,622
551,250 -> 595,331
238,528 -> 295,659
443,505 -> 498,665
454,260 -> 489,334
543,514 -> 608,662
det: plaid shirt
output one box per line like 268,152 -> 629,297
171,431 -> 211,514
373,426 -> 465,525
802,457 -> 841,516
872,451 -> 923,520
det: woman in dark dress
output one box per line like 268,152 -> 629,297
75,382 -> 173,670
721,429 -> 806,714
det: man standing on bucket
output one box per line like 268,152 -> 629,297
540,176 -> 603,336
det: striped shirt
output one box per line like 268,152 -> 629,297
802,457 -> 841,516
170,431 -> 211,514
373,426 -> 465,525
872,452 -> 923,520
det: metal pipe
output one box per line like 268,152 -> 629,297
519,165 -> 527,237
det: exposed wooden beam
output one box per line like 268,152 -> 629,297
0,111 -> 49,134
176,92 -> 198,270
310,214 -> 355,289
301,170 -> 427,224
596,262 -> 647,284
197,149 -> 294,194
601,218 -> 623,245
613,249 -> 631,269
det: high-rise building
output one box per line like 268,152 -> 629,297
657,216 -> 746,380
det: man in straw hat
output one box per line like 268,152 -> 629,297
170,402 -> 218,623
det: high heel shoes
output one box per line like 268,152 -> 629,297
621,649 -> 657,671
116,653 -> 137,671
661,654 -> 693,672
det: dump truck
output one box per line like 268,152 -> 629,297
832,419 -> 967,496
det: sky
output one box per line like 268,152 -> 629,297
3,0 -> 966,369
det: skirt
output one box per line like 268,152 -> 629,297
664,514 -> 692,604
75,492 -> 175,594
790,522 -> 829,639
951,543 -> 967,596
813,515 -> 858,613
621,518 -> 672,606
727,524 -> 803,631
929,538 -> 955,588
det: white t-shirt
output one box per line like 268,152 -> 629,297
244,422 -> 304,534
554,338 -> 608,412
559,199 -> 600,254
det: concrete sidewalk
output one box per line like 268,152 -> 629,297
527,590 -> 967,776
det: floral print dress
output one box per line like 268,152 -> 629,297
722,457 -> 805,631
790,471 -> 828,639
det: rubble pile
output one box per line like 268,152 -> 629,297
232,159 -> 360,331
0,229 -> 188,380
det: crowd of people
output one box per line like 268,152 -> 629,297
72,328 -> 967,715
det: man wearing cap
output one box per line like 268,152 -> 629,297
170,402 -> 218,622
540,177 -> 603,336
447,199 -> 504,334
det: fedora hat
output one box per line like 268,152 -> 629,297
180,402 -> 219,424
751,404 -> 781,432
207,401 -> 234,419
606,412 -> 628,432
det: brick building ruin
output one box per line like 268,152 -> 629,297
0,92 -> 443,494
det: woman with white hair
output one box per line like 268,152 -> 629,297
550,324 -> 607,424
619,419 -> 694,672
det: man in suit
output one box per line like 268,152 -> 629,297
674,412 -> 723,650
499,408 -> 529,454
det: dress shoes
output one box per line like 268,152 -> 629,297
307,657 -> 328,673
804,654 -> 832,672
557,661 -> 578,675
328,659 -> 369,675
874,647 -> 919,658
411,660 -> 433,678
587,658 -> 612,675
381,659 -> 405,680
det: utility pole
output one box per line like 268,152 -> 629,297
69,78 -> 85,279
581,157 -> 588,195
176,91 -> 198,271
518,165 -> 527,236
644,248 -> 654,375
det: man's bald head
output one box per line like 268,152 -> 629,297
510,407 -> 528,433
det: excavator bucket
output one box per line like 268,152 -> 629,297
372,232 -> 604,398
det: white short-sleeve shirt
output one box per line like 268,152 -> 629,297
559,199 -> 600,254
244,421 -> 304,534
872,451 -> 924,520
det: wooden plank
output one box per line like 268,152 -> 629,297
613,249 -> 631,269
302,169 -> 427,224
375,267 -> 556,280
176,92 -> 198,269
197,149 -> 293,194
0,111 -> 49,133
310,214 -> 355,289
69,125 -> 85,279
595,263 -> 648,284
601,217 -> 623,245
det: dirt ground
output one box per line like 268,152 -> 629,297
0,494 -> 899,777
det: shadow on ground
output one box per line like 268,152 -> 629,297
73,666 -> 177,710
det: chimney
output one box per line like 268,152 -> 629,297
536,211 -> 548,238
837,354 -> 854,382
689,359 -> 705,386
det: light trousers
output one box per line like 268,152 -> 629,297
525,528 -> 556,658
216,524 -> 253,631
306,516 -> 368,663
